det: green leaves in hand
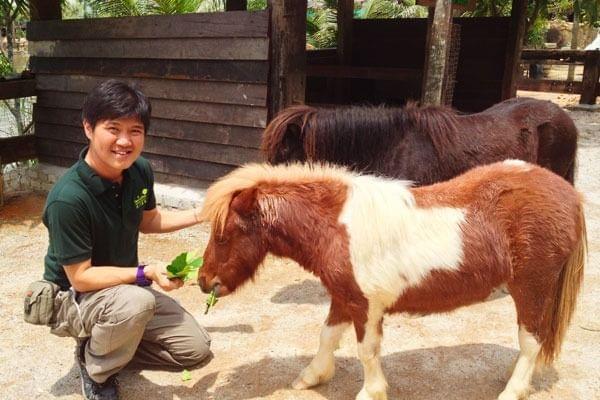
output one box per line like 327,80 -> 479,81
166,251 -> 203,281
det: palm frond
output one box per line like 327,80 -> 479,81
197,0 -> 224,12
150,0 -> 202,14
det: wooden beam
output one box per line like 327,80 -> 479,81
0,78 -> 36,100
28,11 -> 268,40
226,0 -> 247,11
501,0 -> 527,99
580,50 -> 599,105
0,136 -> 37,164
306,65 -> 422,81
36,74 -> 268,106
521,49 -> 589,62
29,38 -> 269,61
267,0 -> 307,119
518,78 -> 583,94
29,0 -> 61,21
34,94 -> 268,128
421,0 -> 453,105
30,58 -> 269,83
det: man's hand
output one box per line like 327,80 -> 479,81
145,264 -> 184,291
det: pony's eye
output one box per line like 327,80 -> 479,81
215,235 -> 228,245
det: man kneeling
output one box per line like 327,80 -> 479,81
41,80 -> 211,400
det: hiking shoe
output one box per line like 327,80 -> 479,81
76,339 -> 119,400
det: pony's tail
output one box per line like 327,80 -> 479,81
538,204 -> 586,365
261,105 -> 317,163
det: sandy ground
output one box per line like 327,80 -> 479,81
1,93 -> 599,400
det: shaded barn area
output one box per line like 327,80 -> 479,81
27,11 -> 269,184
306,17 -> 511,112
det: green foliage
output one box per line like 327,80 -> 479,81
356,0 -> 426,19
89,0 -> 152,16
247,0 -> 266,11
0,52 -> 13,77
527,16 -> 548,48
166,251 -> 203,281
578,0 -> 599,27
181,369 -> 192,381
197,0 -> 223,12
306,5 -> 337,49
151,0 -> 204,14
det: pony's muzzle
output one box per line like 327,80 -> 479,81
198,275 -> 222,295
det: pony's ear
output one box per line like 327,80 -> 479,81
230,188 -> 258,217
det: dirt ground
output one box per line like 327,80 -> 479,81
1,92 -> 599,400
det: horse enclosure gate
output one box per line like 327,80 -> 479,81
27,10 -> 269,184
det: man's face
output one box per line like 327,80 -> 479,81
84,116 -> 145,178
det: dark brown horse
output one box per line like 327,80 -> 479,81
261,98 -> 578,185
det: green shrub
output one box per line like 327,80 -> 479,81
0,53 -> 14,77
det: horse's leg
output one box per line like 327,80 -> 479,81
292,299 -> 351,390
497,326 -> 541,400
355,307 -> 387,400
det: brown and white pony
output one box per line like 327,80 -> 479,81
198,161 -> 586,400
261,98 -> 579,185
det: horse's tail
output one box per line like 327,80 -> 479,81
539,204 -> 586,365
261,105 -> 317,163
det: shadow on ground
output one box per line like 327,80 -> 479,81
49,343 -> 558,400
270,279 -> 329,305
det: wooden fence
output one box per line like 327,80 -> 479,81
0,77 -> 37,164
518,49 -> 600,105
27,10 -> 270,184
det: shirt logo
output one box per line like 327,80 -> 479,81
134,188 -> 149,209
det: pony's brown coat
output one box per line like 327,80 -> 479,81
199,161 -> 585,376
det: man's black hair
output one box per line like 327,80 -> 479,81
82,79 -> 151,132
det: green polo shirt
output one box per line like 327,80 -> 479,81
42,147 -> 156,290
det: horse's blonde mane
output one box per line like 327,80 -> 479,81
198,162 -> 353,234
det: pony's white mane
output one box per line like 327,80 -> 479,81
198,162 -> 356,234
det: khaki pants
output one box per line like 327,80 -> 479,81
51,285 -> 211,383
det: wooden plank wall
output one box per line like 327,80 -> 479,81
452,17 -> 510,111
27,11 -> 269,184
306,17 -> 510,112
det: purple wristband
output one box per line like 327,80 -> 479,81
136,265 -> 152,287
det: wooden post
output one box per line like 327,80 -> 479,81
29,0 -> 62,20
501,0 -> 527,99
337,0 -> 353,65
0,156 -> 4,207
580,50 -> 599,105
335,0 -> 354,102
267,0 -> 307,119
421,7 -> 435,104
225,0 -> 247,11
421,0 -> 453,106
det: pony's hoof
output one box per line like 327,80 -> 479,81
497,390 -> 521,400
292,376 -> 312,390
292,364 -> 334,390
355,388 -> 388,400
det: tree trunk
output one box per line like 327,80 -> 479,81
567,0 -> 580,81
421,0 -> 453,106
3,16 -> 25,136
6,17 -> 14,63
